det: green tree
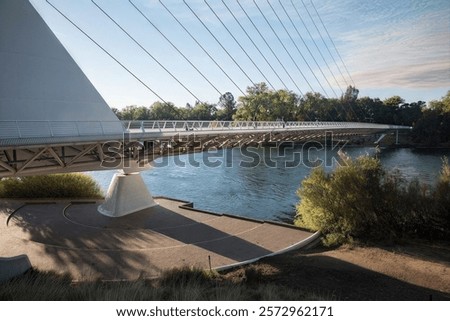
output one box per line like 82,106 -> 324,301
216,92 -> 237,120
149,102 -> 180,120
342,85 -> 359,102
429,90 -> 450,113
296,154 -> 450,245
412,91 -> 450,145
326,98 -> 344,121
235,83 -> 301,121
189,101 -> 217,120
340,85 -> 360,121
396,101 -> 424,126
356,97 -> 382,123
118,105 -> 151,120
111,107 -> 122,120
434,157 -> 450,233
299,92 -> 329,121
295,156 -> 385,245
133,106 -> 151,120
383,95 -> 404,108
413,109 -> 450,145
379,96 -> 404,124
235,83 -> 272,121
270,89 -> 299,120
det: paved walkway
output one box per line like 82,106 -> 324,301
0,198 -> 316,280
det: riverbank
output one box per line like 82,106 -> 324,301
1,241 -> 448,300
222,241 -> 450,300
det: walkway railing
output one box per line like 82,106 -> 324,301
124,120 -> 347,132
0,120 -> 410,140
124,120 -> 406,133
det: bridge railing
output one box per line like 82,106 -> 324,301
122,120 -> 360,133
0,120 -> 410,141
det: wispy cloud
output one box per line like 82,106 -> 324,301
318,0 -> 450,89
32,0 -> 449,105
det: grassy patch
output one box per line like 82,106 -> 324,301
0,173 -> 103,199
0,266 -> 323,300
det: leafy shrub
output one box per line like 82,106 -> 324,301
295,155 -> 450,246
433,157 -> 450,236
0,173 -> 103,199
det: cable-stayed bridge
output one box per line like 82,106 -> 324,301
0,119 -> 409,178
1,0 -> 411,217
0,1 -> 415,281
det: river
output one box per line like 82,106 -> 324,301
89,147 -> 449,223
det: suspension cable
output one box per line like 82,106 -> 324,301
159,0 -> 246,96
290,0 -> 343,94
204,0 -> 276,90
45,0 -> 167,103
266,0 -> 328,96
128,0 -> 223,97
309,0 -> 355,86
183,0 -> 257,88
299,0 -> 346,91
278,0 -> 338,98
236,0 -> 303,95
92,0 -> 203,103
220,0 -> 289,90
253,0 -> 314,92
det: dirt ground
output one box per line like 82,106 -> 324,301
222,241 -> 450,300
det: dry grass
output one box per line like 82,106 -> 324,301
2,243 -> 448,301
0,266 -> 323,301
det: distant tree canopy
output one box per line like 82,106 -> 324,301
217,92 -> 237,120
412,90 -> 450,146
235,83 -> 300,121
113,101 -> 221,121
111,85 -> 449,145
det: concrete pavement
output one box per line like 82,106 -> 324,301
0,197 -> 317,280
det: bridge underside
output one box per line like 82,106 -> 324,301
0,127 -> 386,178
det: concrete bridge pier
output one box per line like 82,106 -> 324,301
98,170 -> 157,217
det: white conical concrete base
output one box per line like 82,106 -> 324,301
98,171 -> 157,217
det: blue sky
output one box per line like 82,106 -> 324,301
31,0 -> 450,108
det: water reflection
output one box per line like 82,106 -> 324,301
378,148 -> 449,185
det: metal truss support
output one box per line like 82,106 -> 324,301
0,125 -> 410,178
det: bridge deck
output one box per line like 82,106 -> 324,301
0,197 -> 316,280
0,120 -> 410,148
0,120 -> 411,177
